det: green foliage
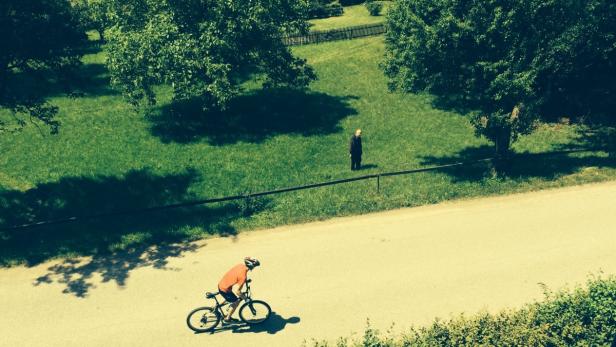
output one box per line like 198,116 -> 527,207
103,0 -> 316,112
308,0 -> 344,19
365,2 -> 383,16
0,0 -> 87,133
309,4 -> 389,31
70,0 -> 112,41
384,0 -> 616,155
306,276 -> 616,346
2,37 -> 615,266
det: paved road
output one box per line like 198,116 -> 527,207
2,182 -> 616,347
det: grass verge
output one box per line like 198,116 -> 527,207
0,36 -> 615,267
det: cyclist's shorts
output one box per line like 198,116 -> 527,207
218,289 -> 239,303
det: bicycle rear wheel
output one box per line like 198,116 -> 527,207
186,307 -> 220,332
239,300 -> 271,325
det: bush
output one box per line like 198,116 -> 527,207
308,1 -> 344,19
365,2 -> 383,16
304,276 -> 616,346
326,3 -> 344,17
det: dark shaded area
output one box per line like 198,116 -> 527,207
4,41 -> 114,104
0,169 -> 269,296
207,313 -> 300,335
33,243 -> 199,297
6,60 -> 116,100
420,143 -> 616,182
148,89 -> 358,145
427,93 -> 482,118
557,126 -> 616,153
419,145 -> 497,182
359,163 -> 379,170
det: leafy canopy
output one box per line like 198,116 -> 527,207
384,0 -> 616,154
0,0 -> 86,133
104,0 -> 316,111
70,0 -> 113,41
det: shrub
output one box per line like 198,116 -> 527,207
308,0 -> 344,19
365,1 -> 383,16
326,3 -> 344,17
304,276 -> 616,346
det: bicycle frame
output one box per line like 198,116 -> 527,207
208,278 -> 254,317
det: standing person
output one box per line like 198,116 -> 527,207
217,257 -> 261,325
349,128 -> 363,170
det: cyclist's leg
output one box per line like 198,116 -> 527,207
219,290 -> 241,322
225,300 -> 241,321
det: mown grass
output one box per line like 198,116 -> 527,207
309,3 -> 390,31
0,36 -> 614,267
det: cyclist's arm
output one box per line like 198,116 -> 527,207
233,283 -> 244,297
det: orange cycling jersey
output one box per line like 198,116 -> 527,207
218,264 -> 248,293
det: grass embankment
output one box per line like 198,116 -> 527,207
0,36 -> 614,266
304,276 -> 616,346
309,3 -> 390,31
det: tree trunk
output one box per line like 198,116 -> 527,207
495,127 -> 511,158
97,28 -> 105,43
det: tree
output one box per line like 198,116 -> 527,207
70,0 -> 112,41
307,0 -> 344,19
104,0 -> 316,112
365,1 -> 383,17
383,0 -> 616,156
0,0 -> 87,134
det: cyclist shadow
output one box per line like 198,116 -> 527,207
211,312 -> 300,335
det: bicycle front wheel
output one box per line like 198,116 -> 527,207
239,300 -> 271,325
186,307 -> 220,333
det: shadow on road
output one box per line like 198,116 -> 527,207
204,312 -> 300,335
33,242 -> 202,297
0,168 -> 270,297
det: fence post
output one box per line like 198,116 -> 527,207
377,174 -> 380,193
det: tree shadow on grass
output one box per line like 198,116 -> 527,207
0,169 -> 270,297
555,126 -> 616,153
148,89 -> 358,145
419,145 -> 498,182
6,62 -> 116,102
420,144 -> 616,182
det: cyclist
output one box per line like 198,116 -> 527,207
218,256 -> 261,324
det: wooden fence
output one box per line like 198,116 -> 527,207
282,23 -> 386,46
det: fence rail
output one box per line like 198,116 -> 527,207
282,23 -> 386,46
1,148 -> 608,232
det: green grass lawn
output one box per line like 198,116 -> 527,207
309,3 -> 390,31
1,36 -> 614,268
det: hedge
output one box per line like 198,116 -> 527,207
303,276 -> 616,346
308,1 -> 344,19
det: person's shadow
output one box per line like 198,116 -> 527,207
359,163 -> 378,170
208,312 -> 300,335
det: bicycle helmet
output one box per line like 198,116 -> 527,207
244,257 -> 260,269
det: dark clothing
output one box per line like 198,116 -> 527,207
349,135 -> 363,170
349,135 -> 362,156
218,288 -> 239,303
351,155 -> 362,170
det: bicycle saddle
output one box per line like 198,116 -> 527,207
205,292 -> 217,298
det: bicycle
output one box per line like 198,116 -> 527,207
186,279 -> 272,333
